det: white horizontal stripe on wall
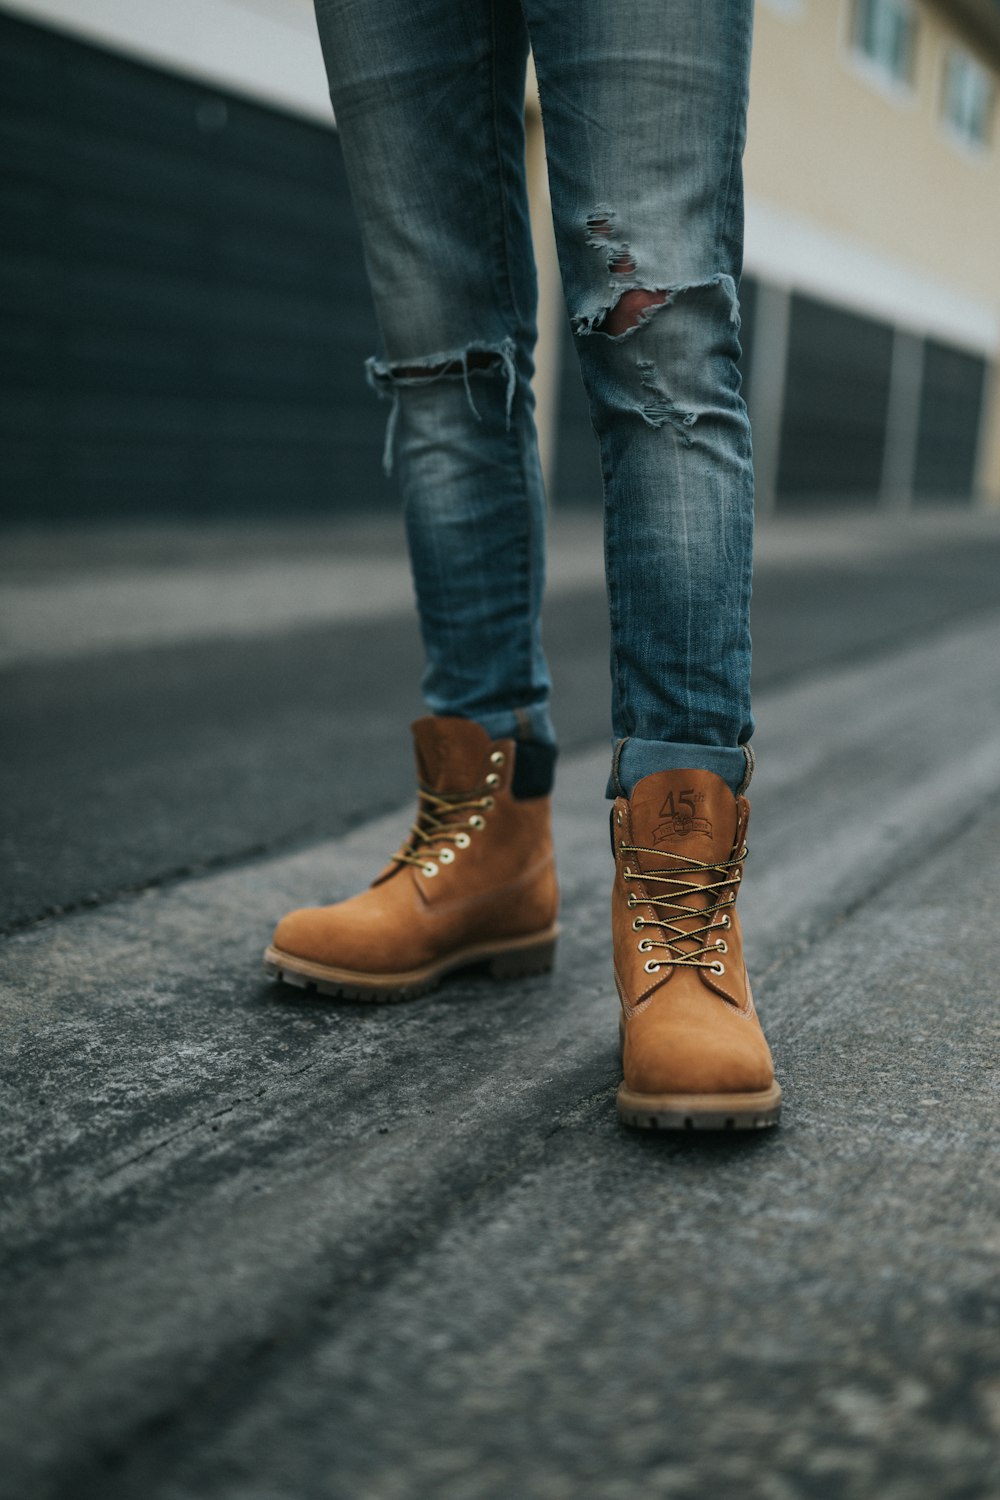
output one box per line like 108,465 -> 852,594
745,195 -> 999,355
0,0 -> 334,124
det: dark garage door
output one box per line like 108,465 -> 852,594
777,292 -> 894,506
914,338 -> 986,503
0,11 -> 392,523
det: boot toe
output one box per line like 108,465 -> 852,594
624,1019 -> 774,1097
271,899 -> 402,972
271,906 -> 330,964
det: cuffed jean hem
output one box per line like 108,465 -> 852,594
608,738 -> 754,801
462,703 -> 558,749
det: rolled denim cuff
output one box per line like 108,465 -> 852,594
608,738 -> 754,801
466,703 -> 557,749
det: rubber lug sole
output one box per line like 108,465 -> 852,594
616,1080 -> 782,1131
263,926 -> 559,1003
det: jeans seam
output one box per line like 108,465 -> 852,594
488,0 -> 520,328
600,442 -> 629,740
717,9 -> 752,274
489,0 -> 539,724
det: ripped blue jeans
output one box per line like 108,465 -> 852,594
314,0 -> 757,797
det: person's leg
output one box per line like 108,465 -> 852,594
525,0 -> 779,1128
525,0 -> 756,797
313,0 -> 554,751
267,1 -> 560,998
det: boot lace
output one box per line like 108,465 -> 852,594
392,754 -> 505,879
618,840 -> 747,975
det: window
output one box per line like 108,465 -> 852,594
850,0 -> 918,87
942,46 -> 995,149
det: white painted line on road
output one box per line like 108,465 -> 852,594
0,541 -> 604,667
4,509 -> 1000,667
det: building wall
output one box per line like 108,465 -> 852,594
747,0 -> 1000,325
0,9 -> 392,522
741,0 -> 999,508
3,0 -> 998,518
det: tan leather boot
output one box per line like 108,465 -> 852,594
612,768 -> 781,1129
265,716 -> 559,999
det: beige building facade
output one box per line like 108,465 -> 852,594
742,0 -> 1000,507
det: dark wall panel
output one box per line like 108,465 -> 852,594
777,292 -> 894,505
914,339 -> 985,502
0,12 -> 393,522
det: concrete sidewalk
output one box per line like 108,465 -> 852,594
2,605 -> 999,1499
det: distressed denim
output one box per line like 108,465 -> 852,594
314,0 -> 757,797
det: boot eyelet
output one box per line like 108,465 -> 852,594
454,833 -> 471,849
632,917 -> 643,931
616,811 -> 623,826
490,750 -> 505,766
710,961 -> 725,975
468,816 -> 485,831
422,863 -> 439,878
438,848 -> 455,864
637,939 -> 653,953
716,939 -> 728,953
643,959 -> 661,974
485,773 -> 501,788
722,915 -> 731,929
482,797 -> 495,811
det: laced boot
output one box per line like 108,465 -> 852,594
265,715 -> 559,1000
612,768 -> 781,1129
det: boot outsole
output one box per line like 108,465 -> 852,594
616,1081 -> 782,1131
263,927 -> 559,1003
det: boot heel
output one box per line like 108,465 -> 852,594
488,936 -> 557,979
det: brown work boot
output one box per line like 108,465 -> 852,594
612,768 -> 781,1130
265,715 -> 559,1000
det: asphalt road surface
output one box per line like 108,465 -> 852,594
2,506 -> 999,1500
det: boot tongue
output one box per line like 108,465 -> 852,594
627,771 -> 741,961
628,768 -> 738,865
411,715 -> 493,793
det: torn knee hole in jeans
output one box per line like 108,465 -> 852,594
585,208 -> 642,290
365,339 -> 517,476
573,267 -> 743,441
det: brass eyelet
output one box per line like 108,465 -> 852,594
637,939 -> 653,953
468,816 -> 485,831
722,914 -> 731,929
454,833 -> 471,849
716,939 -> 728,953
490,750 -> 505,766
422,863 -> 438,878
438,848 -> 455,864
485,772 -> 501,788
710,961 -> 725,975
632,917 -> 643,931
643,959 -> 661,974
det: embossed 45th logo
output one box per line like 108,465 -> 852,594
653,788 -> 713,841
